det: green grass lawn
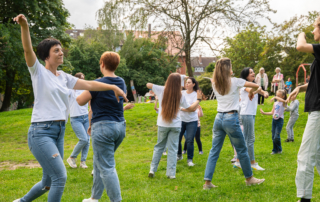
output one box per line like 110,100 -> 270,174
1,94 -> 319,202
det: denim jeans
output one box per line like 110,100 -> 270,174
70,114 -> 90,161
91,121 -> 126,202
271,118 -> 283,153
286,115 -> 299,140
296,111 -> 320,199
183,127 -> 203,152
178,121 -> 198,160
21,121 -> 67,202
240,115 -> 256,161
204,112 -> 253,181
150,126 -> 181,176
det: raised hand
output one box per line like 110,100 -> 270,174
287,87 -> 300,103
196,90 -> 203,100
13,14 -> 28,27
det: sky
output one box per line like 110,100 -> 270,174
63,0 -> 320,56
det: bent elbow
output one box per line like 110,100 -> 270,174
296,45 -> 303,51
76,97 -> 85,106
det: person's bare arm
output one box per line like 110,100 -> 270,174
76,90 -> 92,106
296,32 -> 314,53
13,14 -> 36,67
260,105 -> 275,115
74,79 -> 128,102
146,83 -> 153,89
124,103 -> 134,110
287,84 -> 308,102
182,90 -> 202,112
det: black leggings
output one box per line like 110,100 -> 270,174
183,127 -> 202,152
258,86 -> 265,104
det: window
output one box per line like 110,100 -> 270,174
195,67 -> 204,72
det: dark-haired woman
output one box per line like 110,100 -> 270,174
13,14 -> 127,202
203,58 -> 265,189
66,73 -> 90,169
147,73 -> 202,179
233,68 -> 268,171
177,78 -> 200,166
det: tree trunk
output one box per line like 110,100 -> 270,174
0,70 -> 15,112
185,43 -> 193,77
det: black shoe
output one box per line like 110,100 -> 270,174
285,139 -> 290,142
290,139 -> 294,142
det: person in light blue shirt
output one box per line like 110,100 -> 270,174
285,77 -> 293,94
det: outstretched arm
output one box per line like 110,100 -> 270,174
13,14 -> 36,67
260,105 -> 275,115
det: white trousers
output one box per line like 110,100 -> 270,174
296,111 -> 320,199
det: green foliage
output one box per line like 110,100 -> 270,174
119,34 -> 178,99
206,62 -> 215,73
196,72 -> 213,96
0,0 -> 72,110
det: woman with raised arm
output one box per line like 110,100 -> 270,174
13,14 -> 127,202
203,58 -> 265,190
147,73 -> 202,179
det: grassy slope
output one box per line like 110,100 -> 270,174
0,94 -> 319,202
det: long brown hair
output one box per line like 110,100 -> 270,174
212,58 -> 232,95
161,73 -> 182,123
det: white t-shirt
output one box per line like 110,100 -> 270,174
69,90 -> 88,117
180,75 -> 186,87
28,59 -> 78,122
240,87 -> 258,115
180,90 -> 198,122
152,85 -> 191,127
213,77 -> 246,112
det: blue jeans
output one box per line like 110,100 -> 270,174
240,115 -> 255,161
178,121 -> 198,160
21,121 -> 67,202
91,121 -> 126,202
272,118 -> 283,152
204,112 -> 253,181
150,126 -> 181,176
70,114 -> 90,162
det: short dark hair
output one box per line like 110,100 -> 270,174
74,72 -> 84,79
37,38 -> 62,61
240,67 -> 254,82
187,77 -> 199,91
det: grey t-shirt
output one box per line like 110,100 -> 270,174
285,100 -> 299,117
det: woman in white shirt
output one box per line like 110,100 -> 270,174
13,14 -> 127,202
147,73 -> 202,179
255,67 -> 269,105
203,58 -> 265,189
66,73 -> 90,169
177,77 -> 200,166
233,67 -> 269,171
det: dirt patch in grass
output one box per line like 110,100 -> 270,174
0,161 -> 41,170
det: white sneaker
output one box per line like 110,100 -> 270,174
233,161 -> 241,169
82,198 -> 98,202
245,177 -> 265,186
67,157 -> 77,168
91,169 -> 94,176
177,155 -> 183,161
80,161 -> 88,169
167,176 -> 176,179
187,161 -> 195,167
251,163 -> 265,171
13,199 -> 21,202
148,171 -> 155,178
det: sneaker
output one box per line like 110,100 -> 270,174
285,139 -> 290,142
82,198 -> 98,202
245,177 -> 265,186
290,139 -> 294,142
251,163 -> 265,171
80,161 -> 88,169
163,152 -> 167,155
13,199 -> 21,202
148,171 -> 155,178
177,155 -> 183,161
67,157 -> 77,168
203,183 -> 218,190
182,150 -> 186,154
270,151 -> 277,155
91,170 -> 94,176
231,156 -> 237,163
167,175 -> 176,179
233,161 -> 241,169
199,151 -> 203,155
278,151 -> 282,154
187,161 -> 195,167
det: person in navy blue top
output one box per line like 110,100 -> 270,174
77,51 -> 127,202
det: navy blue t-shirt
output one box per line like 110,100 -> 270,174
90,77 -> 127,123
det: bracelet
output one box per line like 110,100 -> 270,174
197,99 -> 201,102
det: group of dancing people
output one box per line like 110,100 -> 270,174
12,13 -> 320,202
